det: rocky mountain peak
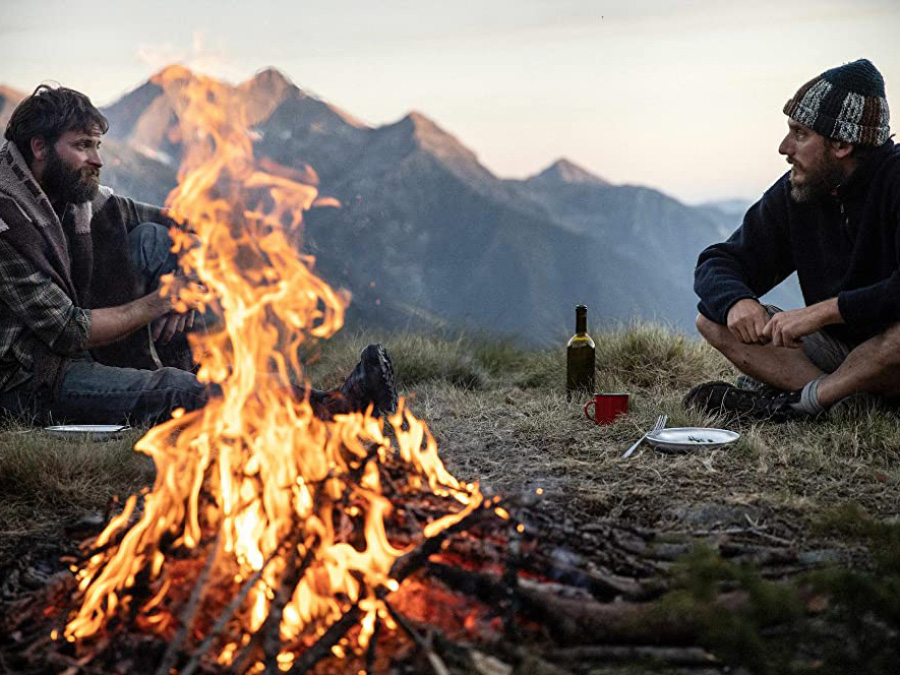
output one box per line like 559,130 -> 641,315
91,66 -> 799,341
151,64 -> 195,85
400,111 -> 479,165
251,67 -> 292,89
405,110 -> 433,127
241,67 -> 296,109
531,158 -> 608,186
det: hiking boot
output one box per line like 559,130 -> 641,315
339,344 -> 398,417
734,374 -> 785,396
683,380 -> 812,422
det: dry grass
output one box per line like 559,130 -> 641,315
328,325 -> 900,531
3,323 -> 900,569
0,426 -> 152,566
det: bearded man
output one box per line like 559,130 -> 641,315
0,85 -> 396,426
685,59 -> 900,421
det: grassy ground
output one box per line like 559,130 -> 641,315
306,325 -> 900,528
3,324 -> 900,565
3,325 -> 900,671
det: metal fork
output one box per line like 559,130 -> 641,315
622,414 -> 667,458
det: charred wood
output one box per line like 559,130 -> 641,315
425,560 -> 753,646
261,536 -> 313,675
383,601 -> 451,675
387,503 -> 498,586
154,530 -> 223,675
284,603 -> 360,675
180,535 -> 286,675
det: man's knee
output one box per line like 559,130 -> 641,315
129,222 -> 178,291
149,367 -> 209,414
695,313 -> 729,345
129,221 -> 174,260
872,323 -> 900,366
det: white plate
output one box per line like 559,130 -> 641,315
645,427 -> 739,453
43,424 -> 131,440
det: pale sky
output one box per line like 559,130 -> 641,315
2,0 -> 898,203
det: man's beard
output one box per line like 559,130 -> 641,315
788,152 -> 844,203
42,146 -> 100,205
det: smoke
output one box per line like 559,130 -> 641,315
137,31 -> 243,81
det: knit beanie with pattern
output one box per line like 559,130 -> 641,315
783,59 -> 890,146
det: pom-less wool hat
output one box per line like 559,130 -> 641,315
784,58 -> 890,146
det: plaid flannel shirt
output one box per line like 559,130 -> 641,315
0,235 -> 92,392
0,192 -> 173,393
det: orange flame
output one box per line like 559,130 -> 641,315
64,66 -> 481,661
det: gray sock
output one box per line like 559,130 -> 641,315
791,376 -> 827,416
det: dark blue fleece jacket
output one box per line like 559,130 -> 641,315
694,140 -> 900,347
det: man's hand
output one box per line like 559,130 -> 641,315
86,275 -> 207,349
158,273 -> 205,312
726,298 -> 770,344
152,274 -> 204,343
151,310 -> 195,344
761,298 -> 843,349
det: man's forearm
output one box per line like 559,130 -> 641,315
85,292 -> 169,348
811,297 -> 844,325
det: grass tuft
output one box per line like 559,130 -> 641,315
595,321 -> 734,391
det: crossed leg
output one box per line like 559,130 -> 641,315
816,324 -> 900,406
696,314 -> 825,390
696,314 -> 900,408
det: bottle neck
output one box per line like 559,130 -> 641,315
575,310 -> 587,334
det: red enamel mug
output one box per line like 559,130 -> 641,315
583,393 -> 629,425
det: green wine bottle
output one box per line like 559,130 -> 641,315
566,305 -> 596,398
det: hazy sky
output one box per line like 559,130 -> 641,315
2,0 -> 898,203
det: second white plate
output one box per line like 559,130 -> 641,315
645,427 -> 739,453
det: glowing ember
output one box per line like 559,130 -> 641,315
62,66 -> 482,665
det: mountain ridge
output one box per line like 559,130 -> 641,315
0,67 -> 803,340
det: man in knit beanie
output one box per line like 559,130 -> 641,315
685,59 -> 900,421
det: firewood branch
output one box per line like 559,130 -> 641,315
179,534 -> 288,675
386,500 -> 498,586
284,603 -> 361,675
153,530 -> 223,675
383,600 -> 451,675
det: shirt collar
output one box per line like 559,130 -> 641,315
836,138 -> 896,199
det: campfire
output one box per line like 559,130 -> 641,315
3,67 -> 837,675
45,66 -> 500,672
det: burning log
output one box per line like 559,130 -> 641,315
382,601 -> 451,675
176,535 -> 301,675
1,498 -> 831,675
424,559 -> 772,647
153,531 -> 223,675
259,533 -> 311,674
387,500 -> 502,586
285,603 -> 361,674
